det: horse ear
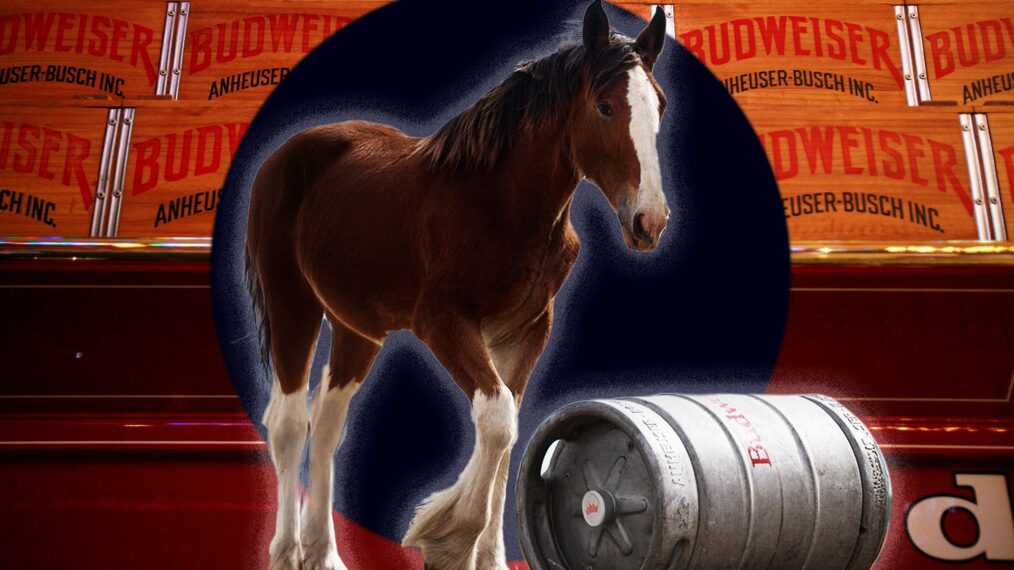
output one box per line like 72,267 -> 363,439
583,1 -> 610,53
636,6 -> 667,69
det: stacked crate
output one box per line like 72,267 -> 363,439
618,0 -> 1014,241
0,0 -> 389,238
3,1 -> 1009,242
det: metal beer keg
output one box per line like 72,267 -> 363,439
517,394 -> 891,569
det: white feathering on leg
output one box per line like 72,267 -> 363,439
403,383 -> 517,570
302,365 -> 360,570
266,377 -> 309,570
475,393 -> 521,570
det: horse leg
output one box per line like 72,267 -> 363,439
259,261 -> 324,570
301,321 -> 380,570
477,310 -> 552,570
404,310 -> 518,570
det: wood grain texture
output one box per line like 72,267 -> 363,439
177,0 -> 389,102
739,102 -> 980,240
916,3 -> 1014,106
984,109 -> 1014,239
0,103 -> 109,236
617,2 -> 910,108
0,2 -> 167,100
117,100 -> 262,237
1,1 -> 1007,244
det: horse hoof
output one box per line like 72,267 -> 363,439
302,548 -> 345,570
474,543 -> 508,570
415,544 -> 478,570
474,559 -> 509,570
421,559 -> 490,570
268,543 -> 303,570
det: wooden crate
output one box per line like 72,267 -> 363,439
983,109 -> 1014,239
177,0 -> 388,102
0,1 -> 167,100
116,100 -> 260,236
617,2 -> 911,108
742,103 -> 981,240
0,103 -> 111,236
913,2 -> 1014,106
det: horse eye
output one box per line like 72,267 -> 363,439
597,102 -> 613,118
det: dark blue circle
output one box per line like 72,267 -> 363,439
211,0 -> 788,561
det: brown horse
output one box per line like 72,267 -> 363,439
246,3 -> 669,569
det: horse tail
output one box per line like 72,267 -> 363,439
245,246 -> 272,378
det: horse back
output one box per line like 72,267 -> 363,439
247,124 -> 360,257
249,122 -> 426,338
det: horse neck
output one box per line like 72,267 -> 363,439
495,123 -> 580,232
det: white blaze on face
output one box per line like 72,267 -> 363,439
625,65 -> 665,213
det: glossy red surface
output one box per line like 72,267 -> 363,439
0,259 -> 236,404
0,447 -> 429,569
770,263 -> 1014,456
1,256 -> 1012,568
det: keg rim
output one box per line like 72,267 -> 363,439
516,399 -> 697,570
802,394 -> 894,570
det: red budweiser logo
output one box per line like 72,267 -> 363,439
680,16 -> 904,88
130,122 -> 249,195
0,121 -> 93,207
755,126 -> 972,216
926,18 -> 1014,78
585,503 -> 599,515
188,14 -> 353,74
0,13 -> 158,84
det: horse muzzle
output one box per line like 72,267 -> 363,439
620,205 -> 668,252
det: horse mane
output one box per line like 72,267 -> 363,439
415,34 -> 642,174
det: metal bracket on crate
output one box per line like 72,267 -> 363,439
89,108 -> 136,238
89,110 -> 118,237
959,113 -> 993,240
906,6 -> 933,104
155,2 -> 191,99
974,114 -> 1008,241
959,113 -> 1009,242
890,6 -> 933,105
893,6 -> 919,107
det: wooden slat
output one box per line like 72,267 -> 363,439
177,0 -> 389,102
900,0 -> 1013,6
984,109 -> 1014,239
741,103 -> 981,240
915,3 -> 1014,106
617,2 -> 910,107
0,2 -> 168,100
116,100 -> 260,237
0,104 -> 110,236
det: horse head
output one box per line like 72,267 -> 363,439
570,1 -> 669,252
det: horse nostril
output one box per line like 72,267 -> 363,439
633,213 -> 647,238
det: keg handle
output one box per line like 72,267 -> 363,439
539,439 -> 566,481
